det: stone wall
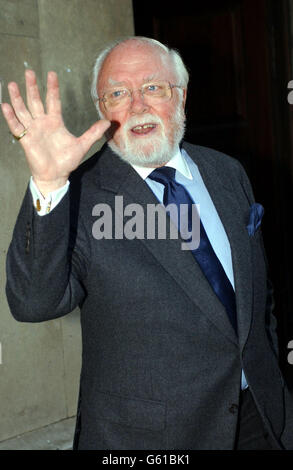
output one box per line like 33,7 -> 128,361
0,0 -> 134,442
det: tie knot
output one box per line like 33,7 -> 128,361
148,166 -> 176,187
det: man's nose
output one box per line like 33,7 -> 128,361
130,89 -> 149,114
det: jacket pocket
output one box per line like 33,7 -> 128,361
93,389 -> 166,431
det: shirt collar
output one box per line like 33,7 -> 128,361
131,147 -> 193,181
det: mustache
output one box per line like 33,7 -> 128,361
104,114 -> 163,142
123,114 -> 163,132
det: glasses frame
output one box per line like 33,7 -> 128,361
96,81 -> 185,111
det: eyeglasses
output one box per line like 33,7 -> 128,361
97,81 -> 184,112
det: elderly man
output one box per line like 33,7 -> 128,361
2,36 -> 293,450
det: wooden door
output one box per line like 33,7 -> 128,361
133,0 -> 293,386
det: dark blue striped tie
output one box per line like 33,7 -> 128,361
149,166 -> 237,334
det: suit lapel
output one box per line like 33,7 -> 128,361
183,143 -> 253,349
97,143 -> 253,346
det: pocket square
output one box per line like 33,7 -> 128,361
247,203 -> 264,236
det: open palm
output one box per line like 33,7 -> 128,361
1,70 -> 110,194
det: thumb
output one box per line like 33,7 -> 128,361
78,119 -> 111,153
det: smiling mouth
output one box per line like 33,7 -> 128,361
130,123 -> 157,135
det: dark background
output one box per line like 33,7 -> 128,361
132,0 -> 293,387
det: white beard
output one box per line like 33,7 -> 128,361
107,106 -> 186,167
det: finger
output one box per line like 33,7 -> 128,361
25,69 -> 45,117
46,71 -> 62,115
1,102 -> 27,138
78,119 -> 111,154
7,81 -> 33,127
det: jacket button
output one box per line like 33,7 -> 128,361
229,403 -> 239,414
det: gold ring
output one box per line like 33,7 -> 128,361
13,129 -> 28,140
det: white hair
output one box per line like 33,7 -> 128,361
90,36 -> 189,116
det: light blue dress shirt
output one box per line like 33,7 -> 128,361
132,147 -> 248,390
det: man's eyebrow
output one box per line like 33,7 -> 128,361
107,74 -> 161,87
108,78 -> 126,86
142,74 -> 160,82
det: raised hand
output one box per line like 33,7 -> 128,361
1,70 -> 110,196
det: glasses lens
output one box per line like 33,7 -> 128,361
143,81 -> 171,102
104,88 -> 130,111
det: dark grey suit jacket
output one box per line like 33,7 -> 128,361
6,141 -> 293,449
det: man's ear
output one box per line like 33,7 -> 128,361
182,88 -> 187,111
